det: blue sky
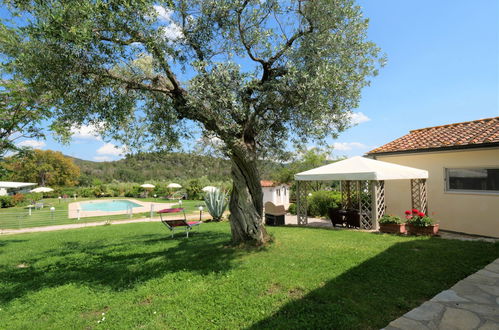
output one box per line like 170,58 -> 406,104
13,0 -> 499,161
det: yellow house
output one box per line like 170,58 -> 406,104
367,117 -> 499,238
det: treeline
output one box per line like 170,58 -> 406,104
73,152 -> 283,185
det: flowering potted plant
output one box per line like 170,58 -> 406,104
405,209 -> 439,235
378,215 -> 406,234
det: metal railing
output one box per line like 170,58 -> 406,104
0,208 -> 154,230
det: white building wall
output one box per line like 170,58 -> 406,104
262,185 -> 290,209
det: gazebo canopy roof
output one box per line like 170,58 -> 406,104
295,156 -> 428,181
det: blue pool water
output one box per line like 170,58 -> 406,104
81,200 -> 142,212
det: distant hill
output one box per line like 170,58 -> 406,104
71,152 -> 282,185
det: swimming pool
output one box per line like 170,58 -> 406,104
80,200 -> 142,212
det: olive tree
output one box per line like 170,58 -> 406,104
1,0 -> 383,244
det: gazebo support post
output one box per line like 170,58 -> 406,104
410,179 -> 428,214
296,181 -> 308,225
370,180 -> 385,230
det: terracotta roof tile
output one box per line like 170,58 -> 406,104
368,117 -> 499,154
260,180 -> 277,187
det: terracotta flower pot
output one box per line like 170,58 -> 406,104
406,224 -> 439,236
379,223 -> 407,234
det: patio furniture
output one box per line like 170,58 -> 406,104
158,208 -> 201,238
327,207 -> 347,227
264,202 -> 286,226
345,209 -> 361,228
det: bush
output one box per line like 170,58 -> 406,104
77,187 -> 95,197
21,193 -> 42,205
0,196 -> 15,208
186,179 -> 203,200
288,203 -> 297,215
379,215 -> 404,225
124,185 -> 140,197
307,191 -> 341,217
12,193 -> 25,206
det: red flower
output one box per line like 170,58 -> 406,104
412,209 -> 419,214
404,210 -> 411,215
418,212 -> 425,217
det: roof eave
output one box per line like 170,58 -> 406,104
367,142 -> 499,156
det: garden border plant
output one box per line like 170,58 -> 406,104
405,209 -> 439,236
378,215 -> 406,234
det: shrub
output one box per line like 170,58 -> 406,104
379,215 -> 404,225
307,191 -> 341,217
0,196 -> 15,208
12,193 -> 25,206
204,189 -> 228,221
186,179 -> 203,200
77,187 -> 94,197
288,203 -> 297,215
22,193 -> 42,205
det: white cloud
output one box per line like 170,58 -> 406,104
93,156 -> 113,162
17,140 -> 46,148
160,24 -> 183,40
96,143 -> 125,156
154,5 -> 173,21
332,142 -> 367,151
349,112 -> 371,125
71,124 -> 102,141
153,5 -> 183,40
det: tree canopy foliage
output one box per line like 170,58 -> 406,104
0,0 -> 383,244
3,149 -> 80,186
0,78 -> 50,157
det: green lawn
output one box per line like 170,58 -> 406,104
0,223 -> 498,329
0,198 -> 206,229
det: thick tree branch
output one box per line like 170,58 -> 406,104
236,0 -> 266,66
102,69 -> 173,95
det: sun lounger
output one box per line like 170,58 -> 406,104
158,208 -> 201,238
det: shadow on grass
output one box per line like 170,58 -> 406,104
0,229 -> 242,304
0,239 -> 27,247
249,237 -> 499,330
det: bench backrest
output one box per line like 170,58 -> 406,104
264,202 -> 286,216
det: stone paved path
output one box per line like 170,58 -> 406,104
384,258 -> 499,330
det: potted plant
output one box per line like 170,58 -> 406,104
378,215 -> 406,234
405,209 -> 439,235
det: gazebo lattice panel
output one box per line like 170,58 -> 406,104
341,180 -> 359,209
358,181 -> 373,229
296,181 -> 308,225
411,179 -> 428,214
374,180 -> 386,219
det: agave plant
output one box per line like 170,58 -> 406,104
204,189 -> 228,222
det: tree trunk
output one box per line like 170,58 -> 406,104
228,143 -> 271,245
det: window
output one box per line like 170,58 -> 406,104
446,168 -> 499,193
277,189 -> 281,196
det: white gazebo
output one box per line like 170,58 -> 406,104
294,156 -> 429,230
